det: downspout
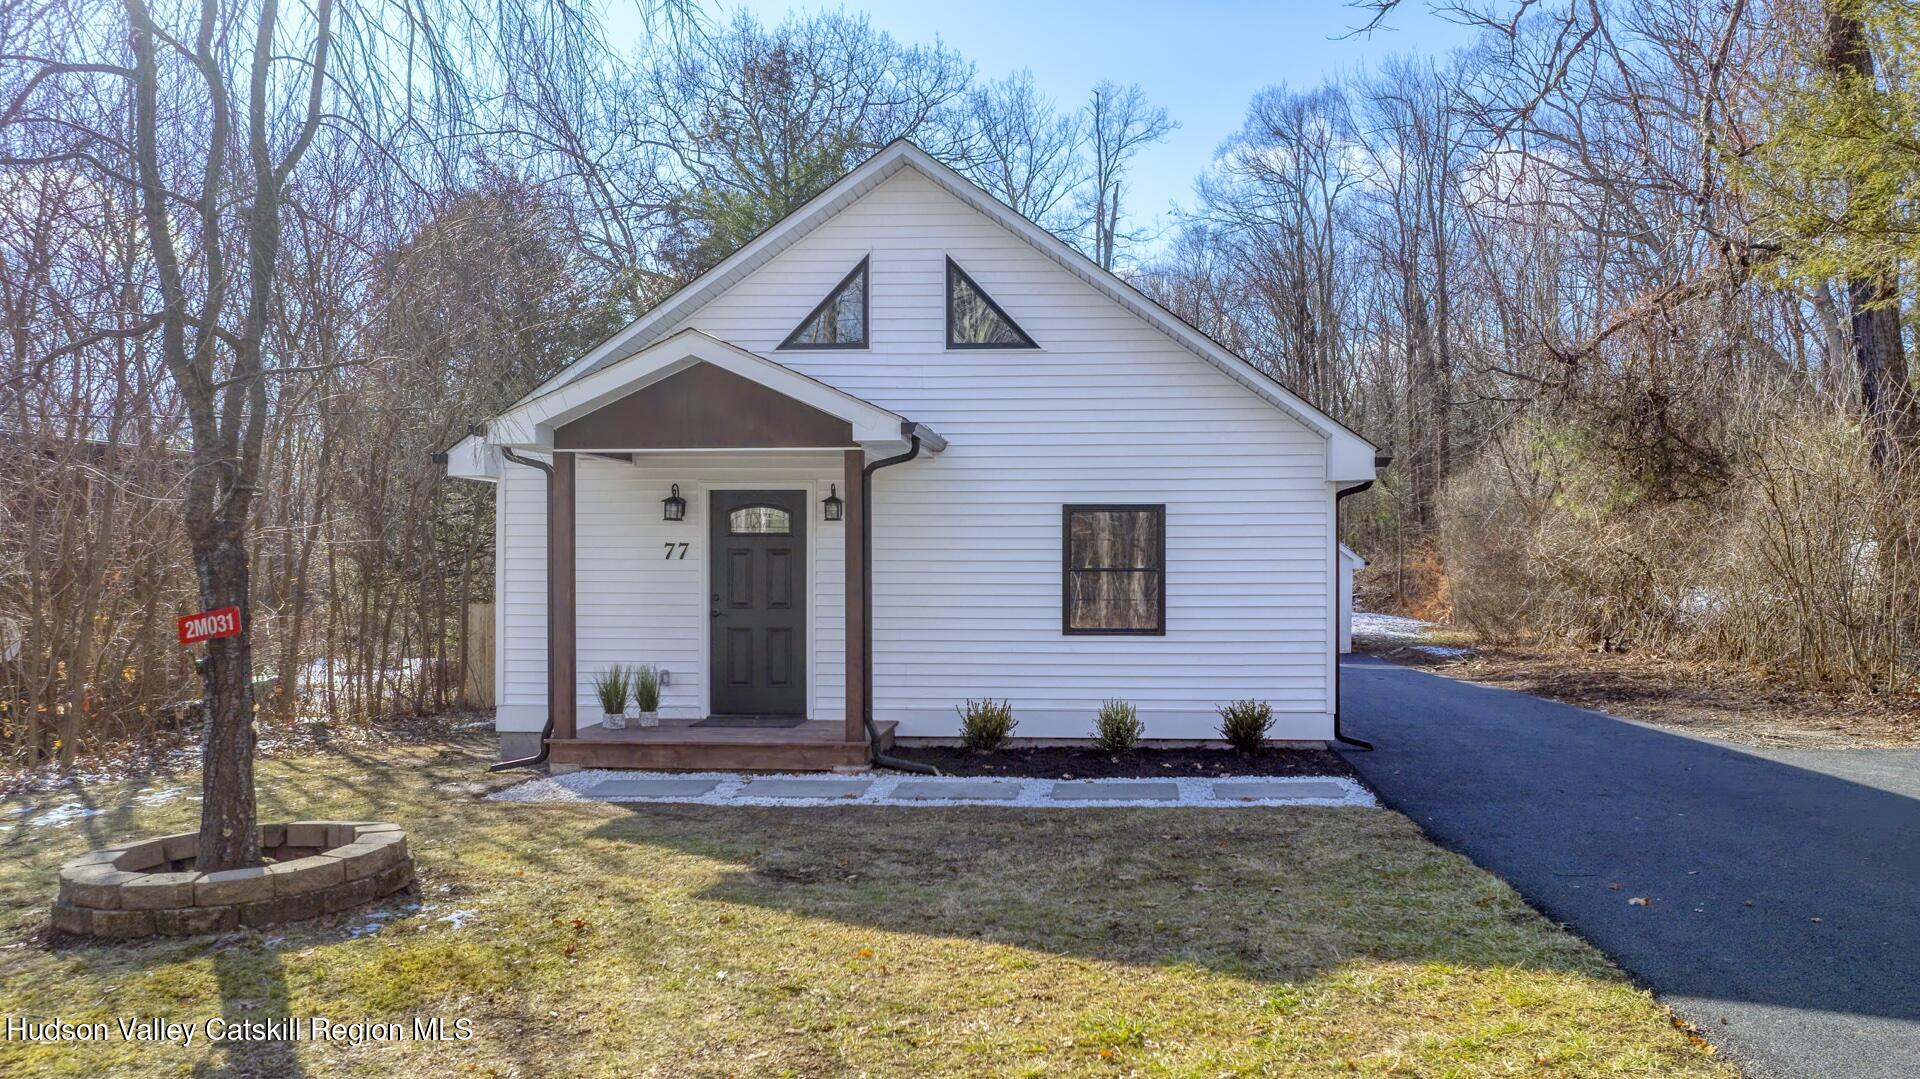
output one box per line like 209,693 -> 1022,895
861,430 -> 940,774
1331,453 -> 1391,752
490,446 -> 556,772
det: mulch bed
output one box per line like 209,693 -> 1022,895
888,744 -> 1355,778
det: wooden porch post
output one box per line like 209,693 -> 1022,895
843,449 -> 866,742
552,451 -> 577,741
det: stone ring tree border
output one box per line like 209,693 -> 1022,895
53,821 -> 414,939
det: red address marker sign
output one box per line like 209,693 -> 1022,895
178,605 -> 242,645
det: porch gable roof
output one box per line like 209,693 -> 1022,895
481,328 -> 923,454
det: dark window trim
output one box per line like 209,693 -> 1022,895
947,257 -> 1038,350
778,256 -> 870,351
1061,503 -> 1167,636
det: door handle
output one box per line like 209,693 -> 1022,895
711,610 -> 724,619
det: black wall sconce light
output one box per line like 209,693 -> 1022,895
822,484 -> 843,522
662,484 -> 687,522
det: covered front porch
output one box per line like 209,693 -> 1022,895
550,716 -> 895,771
460,328 -> 943,771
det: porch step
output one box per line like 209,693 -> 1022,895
547,720 -> 893,773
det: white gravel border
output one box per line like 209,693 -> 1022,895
488,770 -> 1376,809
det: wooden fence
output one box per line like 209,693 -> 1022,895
462,602 -> 495,709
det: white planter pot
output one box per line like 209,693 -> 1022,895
637,710 -> 660,728
602,711 -> 627,731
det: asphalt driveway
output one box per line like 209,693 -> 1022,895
1337,654 -> 1920,1079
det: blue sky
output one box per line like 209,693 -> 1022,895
606,1 -> 1482,250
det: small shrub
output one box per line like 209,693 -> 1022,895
956,698 -> 1017,750
592,665 -> 631,715
1092,699 -> 1143,753
633,664 -> 662,712
1217,699 -> 1273,753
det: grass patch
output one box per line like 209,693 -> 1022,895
0,735 -> 1730,1076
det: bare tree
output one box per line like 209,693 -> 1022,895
1351,56 -> 1479,537
5,0 -> 1911,778
1081,81 -> 1175,270
0,0 -> 607,867
955,70 -> 1084,228
646,11 -> 972,274
1196,84 -> 1362,408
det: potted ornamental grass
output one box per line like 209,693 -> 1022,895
633,664 -> 662,727
594,664 -> 632,730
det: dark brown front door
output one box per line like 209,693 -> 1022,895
710,489 -> 807,716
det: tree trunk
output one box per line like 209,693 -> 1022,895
194,535 -> 261,871
1825,6 -> 1920,469
1405,279 -> 1443,538
1847,275 -> 1917,467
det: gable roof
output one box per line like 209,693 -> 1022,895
488,328 -> 921,450
504,140 -> 1377,482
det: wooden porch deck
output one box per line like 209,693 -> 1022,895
547,717 -> 893,772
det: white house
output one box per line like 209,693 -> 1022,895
445,141 -> 1380,771
1339,544 -> 1367,655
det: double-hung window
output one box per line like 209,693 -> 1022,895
1062,505 -> 1166,635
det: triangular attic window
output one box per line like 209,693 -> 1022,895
947,258 -> 1037,348
779,258 -> 868,349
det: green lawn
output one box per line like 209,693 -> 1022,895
0,735 -> 1729,1077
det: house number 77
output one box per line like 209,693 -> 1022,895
662,542 -> 689,560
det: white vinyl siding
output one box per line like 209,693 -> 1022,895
497,167 -> 1335,741
662,169 -> 1332,740
496,453 -> 845,731
495,456 -> 548,732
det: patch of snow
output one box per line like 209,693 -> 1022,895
25,802 -> 105,828
1351,611 -> 1440,642
1677,587 -> 1725,617
435,909 -> 477,930
350,900 -> 422,938
349,911 -> 396,938
1847,536 -> 1879,579
298,656 -> 429,685
488,770 -> 1377,810
3,744 -> 200,799
1353,612 -> 1473,658
3,785 -> 186,832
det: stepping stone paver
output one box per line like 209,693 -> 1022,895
738,777 -> 872,799
520,772 -> 1371,809
1212,780 -> 1351,801
1047,780 -> 1179,801
587,778 -> 721,799
890,779 -> 1023,801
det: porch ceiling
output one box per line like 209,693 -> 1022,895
554,361 -> 854,451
